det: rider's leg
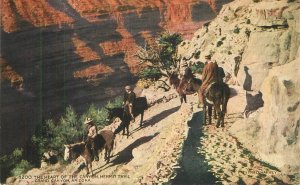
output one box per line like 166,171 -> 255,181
91,140 -> 99,161
129,104 -> 135,122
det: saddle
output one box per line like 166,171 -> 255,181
204,82 -> 216,96
204,82 -> 216,105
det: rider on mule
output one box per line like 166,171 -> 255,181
179,67 -> 195,93
199,54 -> 219,106
123,85 -> 136,122
84,117 -> 99,161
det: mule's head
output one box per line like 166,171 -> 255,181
64,144 -> 71,162
105,107 -> 122,122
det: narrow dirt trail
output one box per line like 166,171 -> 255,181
168,96 -> 296,185
12,91 -> 297,185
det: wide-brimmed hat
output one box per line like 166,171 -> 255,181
125,85 -> 132,90
205,54 -> 211,59
84,117 -> 93,124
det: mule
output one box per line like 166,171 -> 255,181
169,72 -> 202,104
106,97 -> 148,136
64,142 -> 94,175
201,82 -> 230,127
64,130 -> 115,175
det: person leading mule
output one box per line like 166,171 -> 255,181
123,85 -> 136,122
84,117 -> 99,161
199,54 -> 219,107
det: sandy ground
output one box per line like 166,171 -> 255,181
10,90 -> 299,185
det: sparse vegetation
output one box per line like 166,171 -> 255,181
194,51 -> 201,59
190,62 -> 204,74
0,148 -> 33,182
138,68 -> 162,80
245,28 -> 251,40
246,19 -> 251,24
11,160 -> 34,176
223,16 -> 229,22
117,5 -> 135,11
233,26 -> 240,34
253,0 -> 260,2
217,41 -> 224,47
32,97 -> 122,159
136,32 -> 183,76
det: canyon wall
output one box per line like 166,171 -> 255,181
0,0 -> 231,155
178,0 -> 300,172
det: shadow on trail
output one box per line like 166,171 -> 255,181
93,132 -> 159,174
129,106 -> 180,136
170,111 -> 220,185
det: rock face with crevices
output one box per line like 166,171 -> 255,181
177,0 -> 300,172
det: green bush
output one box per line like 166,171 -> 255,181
32,97 -> 123,159
11,160 -> 33,176
190,62 -> 204,74
246,19 -> 251,24
0,148 -> 33,182
158,32 -> 183,69
253,0 -> 260,2
137,68 -> 162,80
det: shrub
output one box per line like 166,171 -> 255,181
0,148 -> 33,182
32,97 -> 123,160
158,32 -> 183,69
253,0 -> 260,2
246,19 -> 251,24
137,68 -> 162,80
11,160 -> 33,176
223,16 -> 229,22
190,62 -> 204,74
233,27 -> 240,34
194,51 -> 201,59
245,28 -> 251,39
217,41 -> 223,47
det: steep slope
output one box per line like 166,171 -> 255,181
177,0 -> 300,173
1,0 -> 232,155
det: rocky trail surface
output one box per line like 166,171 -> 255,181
10,90 -> 299,185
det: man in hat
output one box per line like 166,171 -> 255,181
199,54 -> 219,105
84,117 -> 99,161
123,85 -> 136,122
